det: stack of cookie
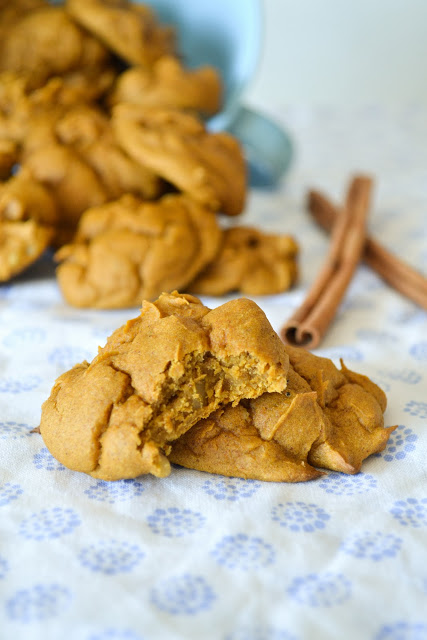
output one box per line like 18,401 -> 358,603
40,292 -> 394,482
0,0 -> 298,306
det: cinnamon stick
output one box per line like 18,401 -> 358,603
308,190 -> 427,310
280,175 -> 373,349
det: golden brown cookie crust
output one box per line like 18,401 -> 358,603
55,193 -> 222,308
40,292 -> 289,480
66,0 -> 175,67
109,56 -> 222,116
112,104 -> 246,216
190,226 -> 299,296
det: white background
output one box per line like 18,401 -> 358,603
246,0 -> 427,108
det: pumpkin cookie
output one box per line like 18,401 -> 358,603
55,104 -> 161,200
23,143 -> 109,244
190,226 -> 299,296
109,56 -> 222,116
55,193 -> 221,308
0,170 -> 57,281
285,345 -> 394,474
170,345 -> 394,481
113,104 -> 246,216
56,64 -> 118,104
0,7 -> 110,89
0,0 -> 47,43
66,0 -> 175,67
40,292 -> 289,480
169,366 -> 324,482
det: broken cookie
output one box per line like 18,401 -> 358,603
55,194 -> 221,308
169,365 -> 324,482
170,345 -> 394,481
112,104 -> 246,216
190,226 -> 299,296
39,292 -> 289,480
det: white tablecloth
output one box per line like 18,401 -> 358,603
0,106 -> 426,640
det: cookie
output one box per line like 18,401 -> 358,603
55,193 -> 222,308
39,292 -> 289,480
23,143 -> 109,244
171,345 -> 393,480
55,104 -> 162,200
0,0 -> 47,43
66,0 -> 175,67
109,56 -> 222,116
112,104 -> 246,216
190,226 -> 299,296
169,366 -> 324,482
0,170 -> 57,280
285,345 -> 393,474
56,64 -> 118,104
0,7 -> 110,90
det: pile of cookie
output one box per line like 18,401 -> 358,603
0,0 -> 298,306
40,292 -> 394,482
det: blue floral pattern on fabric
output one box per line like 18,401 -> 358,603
409,342 -> 427,361
33,447 -> 66,472
150,574 -> 215,615
87,629 -> 143,640
377,368 -> 422,385
19,507 -> 81,540
225,627 -> 298,640
340,531 -> 402,561
0,555 -> 8,579
356,329 -> 396,344
390,498 -> 427,528
78,540 -> 144,574
271,502 -> 330,532
2,327 -> 46,347
5,584 -> 72,622
212,534 -> 275,570
288,572 -> 352,607
374,621 -> 427,640
48,346 -> 93,370
318,472 -> 377,495
0,421 -> 31,440
0,375 -> 41,393
202,477 -> 261,501
84,480 -> 145,503
404,401 -> 427,419
376,425 -> 418,461
316,346 -> 364,362
0,482 -> 23,506
147,507 -> 206,537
